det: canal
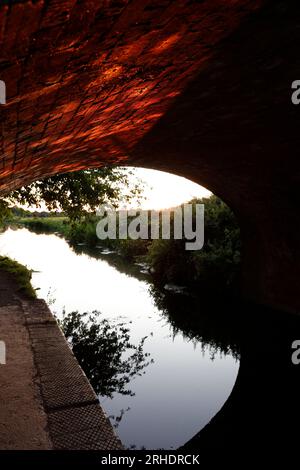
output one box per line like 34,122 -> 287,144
0,227 -> 239,450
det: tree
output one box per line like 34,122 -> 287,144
0,199 -> 11,224
147,195 -> 241,293
2,167 -> 144,222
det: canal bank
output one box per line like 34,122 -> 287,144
0,269 -> 122,450
0,227 -> 239,449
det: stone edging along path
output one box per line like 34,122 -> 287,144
0,270 -> 123,450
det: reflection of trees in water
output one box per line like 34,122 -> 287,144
108,407 -> 131,429
149,285 -> 241,360
58,310 -> 154,398
69,245 -> 241,361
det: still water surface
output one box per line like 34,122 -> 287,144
0,227 -> 239,449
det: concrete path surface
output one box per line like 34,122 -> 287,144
0,270 -> 123,450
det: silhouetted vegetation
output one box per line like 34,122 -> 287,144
15,195 -> 241,296
149,285 -> 241,359
0,166 -> 144,224
148,196 -> 241,294
58,310 -> 153,398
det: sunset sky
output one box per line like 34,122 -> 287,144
130,168 -> 211,210
24,167 -> 211,212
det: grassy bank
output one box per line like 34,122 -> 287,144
0,256 -> 36,299
13,196 -> 241,296
18,216 -> 69,234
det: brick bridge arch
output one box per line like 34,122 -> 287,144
0,0 -> 299,314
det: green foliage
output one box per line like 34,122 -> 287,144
5,167 -> 144,222
147,195 -> 241,293
10,206 -> 36,218
67,218 -> 98,246
117,239 -> 150,261
59,311 -> 153,398
20,216 -> 69,234
15,193 -> 241,295
0,199 -> 11,226
146,239 -> 191,284
0,256 -> 36,298
190,195 -> 241,291
62,195 -> 241,293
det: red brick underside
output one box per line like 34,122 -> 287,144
0,0 -> 264,192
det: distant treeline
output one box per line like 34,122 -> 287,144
10,195 -> 241,296
9,206 -> 64,219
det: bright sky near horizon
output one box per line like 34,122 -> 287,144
24,167 -> 211,212
131,168 -> 211,210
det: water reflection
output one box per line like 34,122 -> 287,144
149,286 -> 240,360
59,310 -> 154,398
0,227 -> 239,450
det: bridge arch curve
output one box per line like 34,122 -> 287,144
0,0 -> 299,314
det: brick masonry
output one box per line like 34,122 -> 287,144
0,0 -> 265,191
0,2 -> 300,317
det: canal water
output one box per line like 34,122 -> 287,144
0,227 -> 239,450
